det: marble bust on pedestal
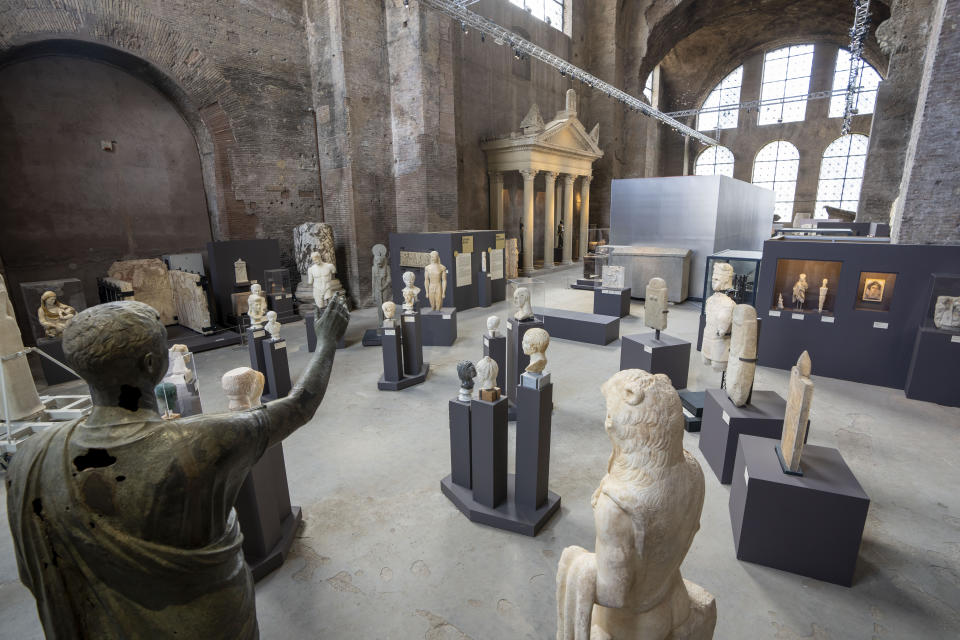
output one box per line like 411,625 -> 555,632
246,284 -> 267,328
401,271 -> 420,312
475,356 -> 500,401
486,315 -> 501,338
522,327 -> 549,374
382,301 -> 397,327
424,251 -> 448,312
264,311 -> 281,340
514,287 -> 534,322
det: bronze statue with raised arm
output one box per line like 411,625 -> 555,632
6,297 -> 350,640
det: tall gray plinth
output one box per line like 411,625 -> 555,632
261,338 -> 291,402
380,327 -> 403,383
246,327 -> 270,398
401,311 -> 424,375
448,399 -> 472,489
468,396 -> 508,508
305,311 -> 345,351
515,375 -> 555,511
483,333 -> 507,393
478,274 -> 492,307
507,317 -> 543,405
378,323 -> 428,391
235,443 -> 301,581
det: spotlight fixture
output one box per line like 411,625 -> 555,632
461,21 -> 468,34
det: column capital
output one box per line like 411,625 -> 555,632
562,173 -> 576,185
519,168 -> 539,181
542,170 -> 559,180
581,174 -> 593,184
488,170 -> 503,181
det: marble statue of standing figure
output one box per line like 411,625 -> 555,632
818,278 -> 828,313
6,297 -> 349,640
246,283 -> 267,329
308,251 -> 337,309
557,369 -> 717,640
401,271 -> 420,312
372,244 -> 392,325
424,251 -> 448,312
792,273 -> 808,310
37,291 -> 77,338
702,263 -> 736,372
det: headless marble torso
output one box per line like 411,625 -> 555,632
702,293 -> 735,371
309,262 -> 336,307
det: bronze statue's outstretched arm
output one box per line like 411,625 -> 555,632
260,297 -> 350,447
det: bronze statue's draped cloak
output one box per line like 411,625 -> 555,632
7,417 -> 265,639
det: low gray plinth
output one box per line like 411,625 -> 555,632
261,338 -> 292,402
35,338 -> 79,386
422,308 -> 458,346
620,332 -> 690,389
699,388 -> 785,484
441,475 -> 561,537
593,287 -> 631,318
540,308 -> 620,346
730,435 -> 870,586
483,334 -> 507,393
678,389 -> 704,432
905,326 -> 960,407
377,363 -> 429,391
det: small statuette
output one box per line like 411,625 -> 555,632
424,251 -> 448,312
37,291 -> 77,339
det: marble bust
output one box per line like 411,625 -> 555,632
247,283 -> 267,328
934,295 -> 960,330
522,327 -> 549,374
792,273 -> 808,310
264,310 -> 281,339
702,263 -> 735,372
308,251 -> 337,309
382,301 -> 397,327
475,356 -> 499,401
401,271 -> 420,312
557,369 -> 717,640
486,315 -> 501,338
644,277 -> 669,333
514,287 -> 534,322
456,360 -> 476,402
221,366 -> 265,412
424,250 -> 448,312
37,291 -> 77,339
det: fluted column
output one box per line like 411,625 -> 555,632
562,174 -> 575,264
489,171 -> 504,229
579,175 -> 592,260
520,168 -> 538,274
542,171 -> 558,268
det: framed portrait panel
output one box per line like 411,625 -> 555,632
855,271 -> 897,312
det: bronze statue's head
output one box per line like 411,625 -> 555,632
63,302 -> 168,410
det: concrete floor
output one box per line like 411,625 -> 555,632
1,267 -> 959,639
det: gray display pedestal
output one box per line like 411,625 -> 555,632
235,443 -> 302,581
679,390 -> 705,432
36,338 -> 79,386
620,332 -> 690,389
593,287 -> 631,318
541,308 -> 620,345
448,399 -> 472,488
904,327 -> 960,407
246,327 -> 271,398
362,328 -> 382,346
729,435 -> 869,586
698,388 -> 786,484
478,274 -> 492,308
261,338 -> 292,402
422,308 -> 457,346
507,317 -> 544,417
483,333 -> 507,393
304,311 -> 346,351
378,324 -> 427,390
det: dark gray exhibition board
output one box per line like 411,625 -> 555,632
541,308 -> 620,345
620,332 -> 690,390
904,327 -> 960,407
755,240 -> 960,389
593,287 -> 631,317
699,388 -> 785,484
207,239 -> 282,326
729,435 -> 869,587
389,231 -> 505,311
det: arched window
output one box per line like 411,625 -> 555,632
694,145 -> 735,177
758,45 -> 814,125
829,50 -> 882,118
510,0 -> 565,32
697,66 -> 743,131
814,134 -> 869,218
752,141 -> 800,219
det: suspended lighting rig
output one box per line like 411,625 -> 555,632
416,0 -> 719,147
842,0 -> 871,135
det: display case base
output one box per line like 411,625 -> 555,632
904,326 -> 960,407
730,435 -> 869,587
36,338 -> 79,386
678,389 -> 705,432
165,324 -> 241,353
377,363 -> 429,391
540,307 -> 620,345
247,506 -> 302,582
441,474 -> 560,537
421,308 -> 458,346
593,287 -> 631,317
620,332 -> 690,390
699,388 -> 786,484
569,278 -> 599,291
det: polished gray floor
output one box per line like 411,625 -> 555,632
1,267 -> 958,639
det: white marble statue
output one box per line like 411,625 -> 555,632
382,301 -> 397,327
264,311 -> 281,340
1,275 -> 43,420
644,277 -> 669,333
792,273 -> 808,310
424,251 -> 448,312
557,369 -> 717,640
37,291 -> 77,339
933,295 -> 960,330
308,251 -> 337,309
486,315 -> 501,338
779,351 -> 814,474
818,279 -> 828,313
167,344 -> 194,384
726,304 -> 758,407
702,263 -> 735,372
475,356 -> 499,395
514,287 -> 534,322
401,271 -> 420,312
221,367 -> 265,412
246,284 -> 267,328
234,259 -> 248,284
522,327 -> 549,374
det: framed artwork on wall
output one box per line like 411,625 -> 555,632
854,271 -> 897,312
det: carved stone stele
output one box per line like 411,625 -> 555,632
726,304 -> 758,407
644,277 -> 669,331
702,263 -> 735,372
780,351 -> 814,474
522,327 -> 549,374
372,244 -> 391,324
557,370 -> 716,640
934,295 -> 960,330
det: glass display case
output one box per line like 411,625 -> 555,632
770,259 -> 844,316
601,264 -> 626,290
263,268 -> 292,296
508,277 -> 546,321
853,270 -> 897,313
159,346 -> 203,417
923,273 -> 960,331
697,250 -> 763,350
583,243 -> 612,280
